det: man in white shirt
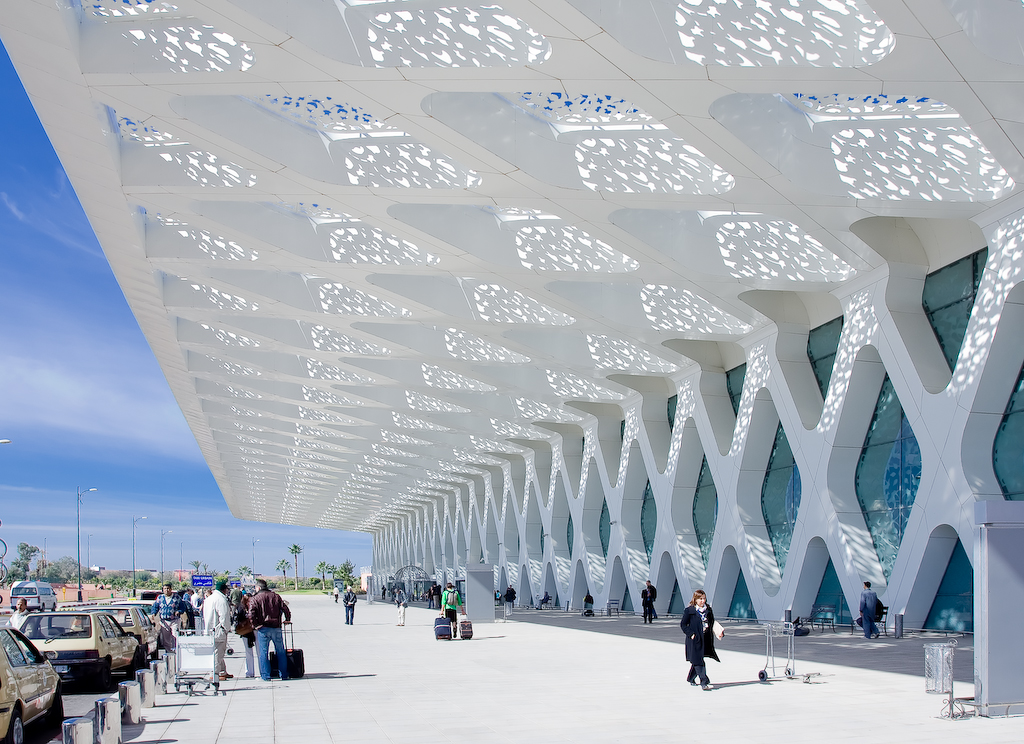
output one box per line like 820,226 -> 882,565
203,580 -> 233,680
10,599 -> 30,630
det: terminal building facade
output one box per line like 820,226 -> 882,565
6,0 -> 1024,637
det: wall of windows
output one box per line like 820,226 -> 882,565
728,571 -> 756,619
567,513 -> 574,556
924,539 -> 973,632
761,423 -> 802,572
994,361 -> 1024,500
855,376 -> 922,580
922,247 -> 987,372
641,480 -> 656,564
599,499 -> 610,558
813,558 -> 853,626
726,363 -> 746,415
693,457 -> 718,566
807,316 -> 844,399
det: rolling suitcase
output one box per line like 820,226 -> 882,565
269,621 -> 305,678
434,616 -> 452,640
459,619 -> 473,640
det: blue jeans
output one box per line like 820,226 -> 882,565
863,615 -> 878,638
345,605 -> 354,624
256,626 -> 288,680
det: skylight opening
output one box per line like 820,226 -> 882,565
515,224 -> 639,272
90,0 -> 178,17
188,283 -> 259,312
304,358 -> 373,383
716,218 -> 855,281
318,283 -> 413,318
640,284 -> 753,334
421,363 -> 496,392
587,334 -> 679,373
444,328 -> 530,363
308,325 -> 391,356
122,25 -> 255,72
177,226 -> 259,261
199,323 -> 261,347
470,283 -> 575,325
406,390 -> 471,413
546,369 -> 627,401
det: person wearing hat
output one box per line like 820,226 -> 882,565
204,579 -> 234,680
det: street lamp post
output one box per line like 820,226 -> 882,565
252,538 -> 259,579
76,487 -> 98,602
160,530 -> 173,585
131,515 -> 147,597
87,534 -> 93,570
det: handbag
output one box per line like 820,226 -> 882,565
713,620 -> 725,640
234,619 -> 254,636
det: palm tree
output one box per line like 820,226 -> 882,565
288,544 -> 303,590
188,560 -> 201,576
276,559 -> 290,583
315,561 -> 328,588
237,566 -> 252,577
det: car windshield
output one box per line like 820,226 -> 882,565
11,587 -> 37,596
20,615 -> 92,640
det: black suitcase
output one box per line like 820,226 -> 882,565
434,616 -> 452,640
459,619 -> 473,640
269,622 -> 305,678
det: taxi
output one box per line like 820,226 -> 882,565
0,626 -> 63,743
17,612 -> 143,691
83,606 -> 159,660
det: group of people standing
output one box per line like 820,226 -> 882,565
152,579 -> 293,682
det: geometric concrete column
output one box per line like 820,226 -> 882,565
974,501 -> 1024,716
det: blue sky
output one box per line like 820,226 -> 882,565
0,41 -> 371,580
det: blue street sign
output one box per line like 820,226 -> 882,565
192,574 -> 213,587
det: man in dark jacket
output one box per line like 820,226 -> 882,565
249,579 -> 292,681
343,586 -> 357,625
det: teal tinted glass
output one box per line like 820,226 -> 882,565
540,528 -> 544,553
806,316 -> 844,399
726,363 -> 747,415
622,587 -> 634,612
813,558 -> 853,626
924,539 -> 973,632
693,457 -> 718,566
728,571 -> 756,619
641,480 -> 657,564
994,361 -> 1024,500
567,513 -> 573,556
922,247 -> 987,371
599,499 -> 610,558
761,423 -> 802,572
668,580 -> 687,614
667,394 -> 678,431
855,376 -> 922,580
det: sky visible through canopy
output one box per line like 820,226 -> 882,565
0,41 -> 371,580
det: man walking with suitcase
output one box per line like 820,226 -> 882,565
249,579 -> 291,681
442,582 -> 463,638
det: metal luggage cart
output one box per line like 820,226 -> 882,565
758,621 -> 796,681
174,628 -> 219,695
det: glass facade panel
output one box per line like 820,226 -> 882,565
641,480 -> 657,564
806,316 -> 844,399
668,580 -> 687,614
728,570 -> 756,619
599,499 -> 610,558
855,376 -> 922,580
693,456 -> 718,566
540,528 -> 544,553
622,587 -> 634,612
567,513 -> 573,556
813,558 -> 852,626
726,363 -> 746,415
922,247 -> 987,372
667,394 -> 677,431
994,361 -> 1024,500
924,539 -> 973,632
761,423 -> 802,572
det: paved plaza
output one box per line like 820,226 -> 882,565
50,595 -> 1020,744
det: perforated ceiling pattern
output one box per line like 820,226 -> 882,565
6,0 -> 1024,616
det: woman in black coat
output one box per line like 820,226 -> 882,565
680,589 -> 720,690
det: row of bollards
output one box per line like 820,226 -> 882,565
62,654 -> 174,744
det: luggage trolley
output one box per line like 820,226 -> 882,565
758,621 -> 796,681
173,628 -> 219,695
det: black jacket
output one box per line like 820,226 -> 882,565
680,604 -> 720,663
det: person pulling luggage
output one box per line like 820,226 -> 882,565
441,582 -> 464,638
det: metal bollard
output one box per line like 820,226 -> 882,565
62,716 -> 95,744
118,680 -> 142,725
93,696 -> 121,744
136,668 -> 155,708
150,659 -> 167,693
164,651 -> 177,684
895,613 -> 904,639
784,609 -> 792,623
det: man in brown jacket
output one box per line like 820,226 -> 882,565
248,579 -> 292,681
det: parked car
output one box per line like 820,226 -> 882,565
82,606 -> 159,660
17,612 -> 145,691
9,582 -> 58,612
0,626 -> 63,742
